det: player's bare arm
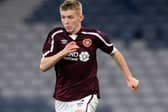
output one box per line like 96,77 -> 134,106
40,41 -> 79,72
111,49 -> 139,91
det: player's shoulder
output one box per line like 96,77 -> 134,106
81,27 -> 105,37
49,27 -> 64,35
81,27 -> 101,33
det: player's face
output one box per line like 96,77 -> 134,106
60,9 -> 84,34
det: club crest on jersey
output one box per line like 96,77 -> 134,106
61,39 -> 68,44
82,38 -> 92,48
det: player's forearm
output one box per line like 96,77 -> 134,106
112,50 -> 133,81
40,51 -> 66,72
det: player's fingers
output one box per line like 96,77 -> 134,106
128,84 -> 136,91
69,48 -> 78,52
128,83 -> 134,91
65,44 -> 79,52
67,45 -> 79,52
65,41 -> 75,48
132,81 -> 139,91
128,79 -> 139,91
68,41 -> 77,46
71,44 -> 79,49
134,80 -> 139,88
67,42 -> 79,49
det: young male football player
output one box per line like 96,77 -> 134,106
40,0 -> 139,112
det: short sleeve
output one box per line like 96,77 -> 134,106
42,30 -> 58,58
96,30 -> 115,54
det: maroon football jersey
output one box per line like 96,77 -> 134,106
42,27 -> 114,101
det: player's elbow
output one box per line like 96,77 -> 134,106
40,57 -> 49,72
40,64 -> 48,72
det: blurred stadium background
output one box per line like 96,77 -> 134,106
0,0 -> 168,112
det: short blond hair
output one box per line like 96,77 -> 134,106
60,0 -> 83,15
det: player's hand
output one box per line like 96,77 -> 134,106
127,77 -> 139,92
62,41 -> 79,55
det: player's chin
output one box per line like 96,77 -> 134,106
65,27 -> 73,33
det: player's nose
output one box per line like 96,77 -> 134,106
64,18 -> 69,24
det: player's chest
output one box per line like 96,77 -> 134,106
57,35 -> 97,62
57,35 -> 97,52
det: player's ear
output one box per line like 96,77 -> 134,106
80,14 -> 84,22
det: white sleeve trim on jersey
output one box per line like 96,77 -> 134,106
42,30 -> 63,58
110,47 -> 118,55
81,31 -> 113,47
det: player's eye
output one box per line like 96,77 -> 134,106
61,16 -> 65,19
68,16 -> 74,19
